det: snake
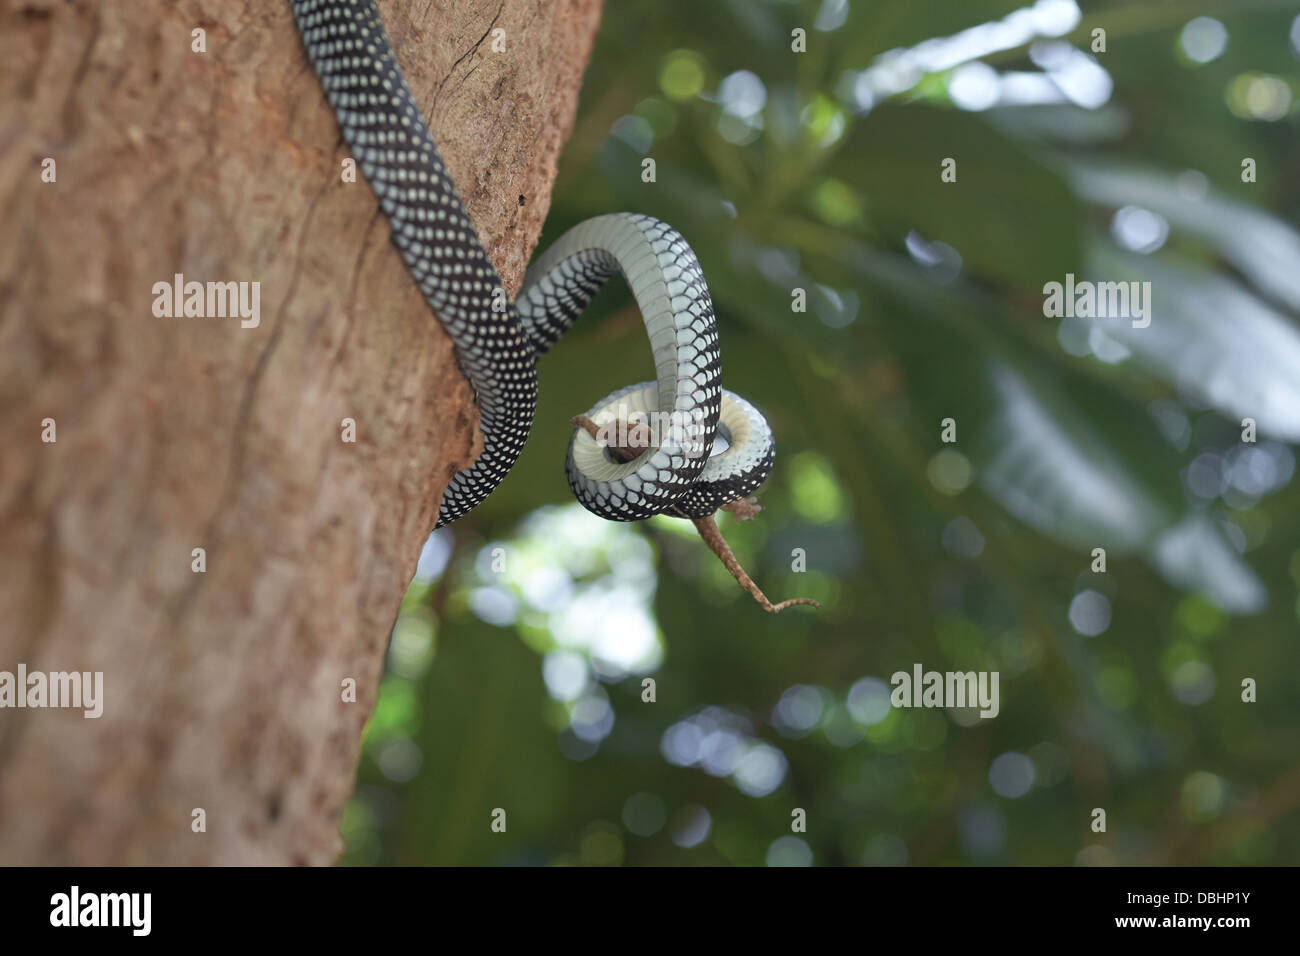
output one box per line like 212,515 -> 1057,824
289,0 -> 777,529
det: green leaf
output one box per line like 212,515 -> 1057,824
1070,162 -> 1300,312
973,358 -> 1184,553
1085,241 -> 1300,442
838,0 -> 1032,70
831,106 -> 1083,290
1149,515 -> 1267,615
846,247 -> 1186,553
403,626 -> 570,865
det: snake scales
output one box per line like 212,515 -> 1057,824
288,0 -> 789,553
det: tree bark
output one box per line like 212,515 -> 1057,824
0,0 -> 602,865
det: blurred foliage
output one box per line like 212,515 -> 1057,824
342,0 -> 1300,866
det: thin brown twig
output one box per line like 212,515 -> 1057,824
570,414 -> 643,462
571,411 -> 818,614
692,515 -> 820,614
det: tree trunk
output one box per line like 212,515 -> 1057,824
0,0 -> 602,865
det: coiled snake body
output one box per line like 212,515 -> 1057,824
289,1 -> 783,541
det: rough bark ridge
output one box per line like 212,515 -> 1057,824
0,0 -> 602,864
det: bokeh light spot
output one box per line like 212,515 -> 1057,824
989,751 -> 1035,798
1068,589 -> 1112,636
766,836 -> 813,866
659,49 -> 706,101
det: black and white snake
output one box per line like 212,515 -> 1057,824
290,1 -> 816,611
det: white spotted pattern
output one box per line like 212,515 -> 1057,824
292,0 -> 776,524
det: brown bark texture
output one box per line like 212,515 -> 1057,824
0,0 -> 602,864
